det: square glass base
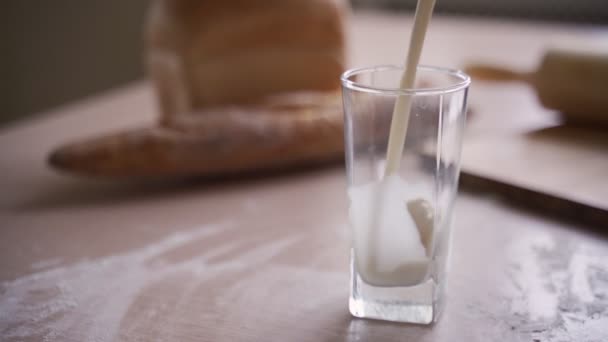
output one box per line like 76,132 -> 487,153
349,250 -> 443,324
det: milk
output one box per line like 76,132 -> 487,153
349,175 -> 434,287
384,0 -> 437,176
347,0 -> 437,288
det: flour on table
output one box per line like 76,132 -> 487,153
0,221 -> 302,341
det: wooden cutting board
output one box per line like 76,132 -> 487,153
460,125 -> 608,227
457,84 -> 608,228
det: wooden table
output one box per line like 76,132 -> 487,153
1,11 -> 607,342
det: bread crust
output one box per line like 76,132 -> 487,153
49,0 -> 348,178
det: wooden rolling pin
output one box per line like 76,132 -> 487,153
466,50 -> 608,126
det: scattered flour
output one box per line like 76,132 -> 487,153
503,231 -> 608,341
0,221 -> 303,341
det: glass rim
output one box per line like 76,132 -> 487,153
341,65 -> 471,96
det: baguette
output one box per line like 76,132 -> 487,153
49,92 -> 344,177
49,0 -> 348,178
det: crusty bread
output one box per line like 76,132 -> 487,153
147,0 -> 346,115
49,0 -> 348,178
49,91 -> 344,177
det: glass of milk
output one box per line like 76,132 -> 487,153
341,65 -> 470,324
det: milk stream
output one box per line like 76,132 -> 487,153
384,0 -> 436,175
352,0 -> 437,287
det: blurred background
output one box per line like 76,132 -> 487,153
1,0 -> 606,126
353,0 -> 608,23
0,0 -> 148,126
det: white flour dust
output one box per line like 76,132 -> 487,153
506,232 -> 560,321
30,258 -> 64,271
0,221 -> 303,342
503,231 -> 608,341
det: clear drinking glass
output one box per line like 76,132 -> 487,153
341,65 -> 470,324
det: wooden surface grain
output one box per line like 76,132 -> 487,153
1,11 -> 608,342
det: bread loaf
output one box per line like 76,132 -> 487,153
50,91 -> 344,177
147,0 -> 346,116
49,0 -> 348,178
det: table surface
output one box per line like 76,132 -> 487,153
2,11 -> 608,342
